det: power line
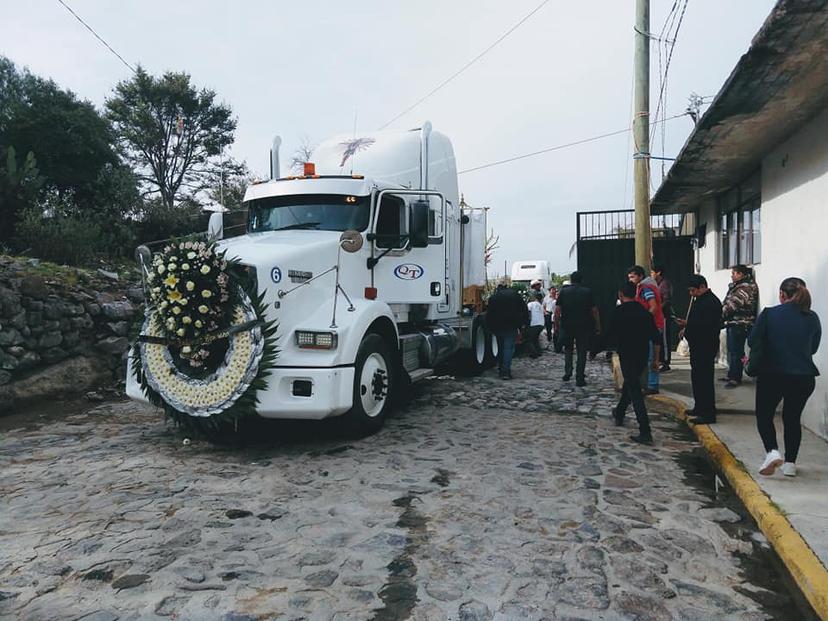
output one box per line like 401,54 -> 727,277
458,112 -> 689,175
56,0 -> 136,73
379,0 -> 551,130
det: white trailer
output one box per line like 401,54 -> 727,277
511,260 -> 551,290
127,123 -> 495,434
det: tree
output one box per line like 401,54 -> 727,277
204,158 -> 253,211
289,136 -> 316,173
0,56 -> 133,243
106,68 -> 236,209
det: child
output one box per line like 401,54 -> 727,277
526,291 -> 545,358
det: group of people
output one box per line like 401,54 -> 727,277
485,266 -> 821,475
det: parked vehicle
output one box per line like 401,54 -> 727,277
127,122 -> 494,434
511,260 -> 551,290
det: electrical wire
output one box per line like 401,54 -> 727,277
458,112 -> 689,175
56,0 -> 136,73
378,0 -> 551,130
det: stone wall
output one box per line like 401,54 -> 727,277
0,256 -> 143,412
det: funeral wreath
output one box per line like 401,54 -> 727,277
131,239 -> 277,431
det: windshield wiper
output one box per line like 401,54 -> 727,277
270,221 -> 321,231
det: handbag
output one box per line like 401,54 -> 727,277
745,312 -> 766,377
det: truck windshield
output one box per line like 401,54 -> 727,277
247,194 -> 370,233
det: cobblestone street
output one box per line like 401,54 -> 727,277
0,346 -> 802,621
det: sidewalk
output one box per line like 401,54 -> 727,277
654,356 -> 828,618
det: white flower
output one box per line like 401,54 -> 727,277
182,345 -> 192,354
179,298 -> 188,305
168,263 -> 177,271
182,316 -> 192,324
187,251 -> 196,259
170,256 -> 178,262
195,320 -> 203,328
176,328 -> 185,337
181,263 -> 190,271
186,281 -> 195,291
200,264 -> 211,275
172,306 -> 181,315
198,305 -> 209,314
201,290 -> 212,298
157,265 -> 166,274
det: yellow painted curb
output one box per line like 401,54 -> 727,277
648,393 -> 828,620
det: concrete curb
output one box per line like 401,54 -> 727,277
648,393 -> 828,620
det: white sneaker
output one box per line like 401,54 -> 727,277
781,462 -> 797,477
759,450 -> 784,476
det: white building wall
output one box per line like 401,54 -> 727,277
692,107 -> 828,438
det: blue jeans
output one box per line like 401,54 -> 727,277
727,325 -> 749,382
495,329 -> 517,375
647,330 -> 662,390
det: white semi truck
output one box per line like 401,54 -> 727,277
127,122 -> 495,434
511,260 -> 551,291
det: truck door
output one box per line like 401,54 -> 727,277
369,189 -> 447,305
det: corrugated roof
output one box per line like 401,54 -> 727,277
651,0 -> 828,214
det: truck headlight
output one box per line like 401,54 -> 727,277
295,330 -> 338,350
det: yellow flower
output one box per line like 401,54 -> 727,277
168,289 -> 182,302
164,275 -> 179,288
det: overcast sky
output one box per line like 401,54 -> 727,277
2,0 -> 776,275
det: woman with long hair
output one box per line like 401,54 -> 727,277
750,277 -> 821,476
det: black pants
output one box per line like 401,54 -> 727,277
689,345 -> 717,416
663,317 -> 672,365
525,325 -> 543,357
617,361 -> 651,435
562,328 -> 589,381
756,373 -> 815,462
544,314 -> 554,340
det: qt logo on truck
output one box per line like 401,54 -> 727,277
393,264 -> 424,280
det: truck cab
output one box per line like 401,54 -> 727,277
127,123 -> 493,435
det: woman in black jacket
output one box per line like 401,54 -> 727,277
750,277 -> 821,477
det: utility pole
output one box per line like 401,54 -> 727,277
633,0 -> 653,270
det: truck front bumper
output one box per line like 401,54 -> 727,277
255,366 -> 355,419
126,350 -> 355,420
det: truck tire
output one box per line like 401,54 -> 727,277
485,325 -> 499,369
341,333 -> 394,436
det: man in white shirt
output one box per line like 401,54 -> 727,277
543,286 -> 559,351
526,291 -> 545,358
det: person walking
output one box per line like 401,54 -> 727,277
651,265 -> 673,372
485,282 -> 529,380
555,271 -> 601,386
543,286 -> 558,348
721,264 -> 759,388
675,274 -> 723,424
627,265 -> 665,394
750,277 -> 821,477
526,291 -> 544,358
610,281 -> 662,445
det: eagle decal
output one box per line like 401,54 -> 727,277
339,137 -> 375,167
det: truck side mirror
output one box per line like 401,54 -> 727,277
207,212 -> 224,241
410,200 -> 429,248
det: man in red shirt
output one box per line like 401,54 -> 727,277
628,265 -> 664,394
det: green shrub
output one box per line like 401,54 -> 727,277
14,207 -> 103,266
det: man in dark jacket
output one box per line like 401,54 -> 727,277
676,274 -> 723,424
554,271 -> 601,386
485,282 -> 529,380
721,264 -> 759,388
610,282 -> 662,444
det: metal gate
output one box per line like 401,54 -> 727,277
575,210 -> 695,351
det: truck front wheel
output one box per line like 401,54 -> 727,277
341,333 -> 394,436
